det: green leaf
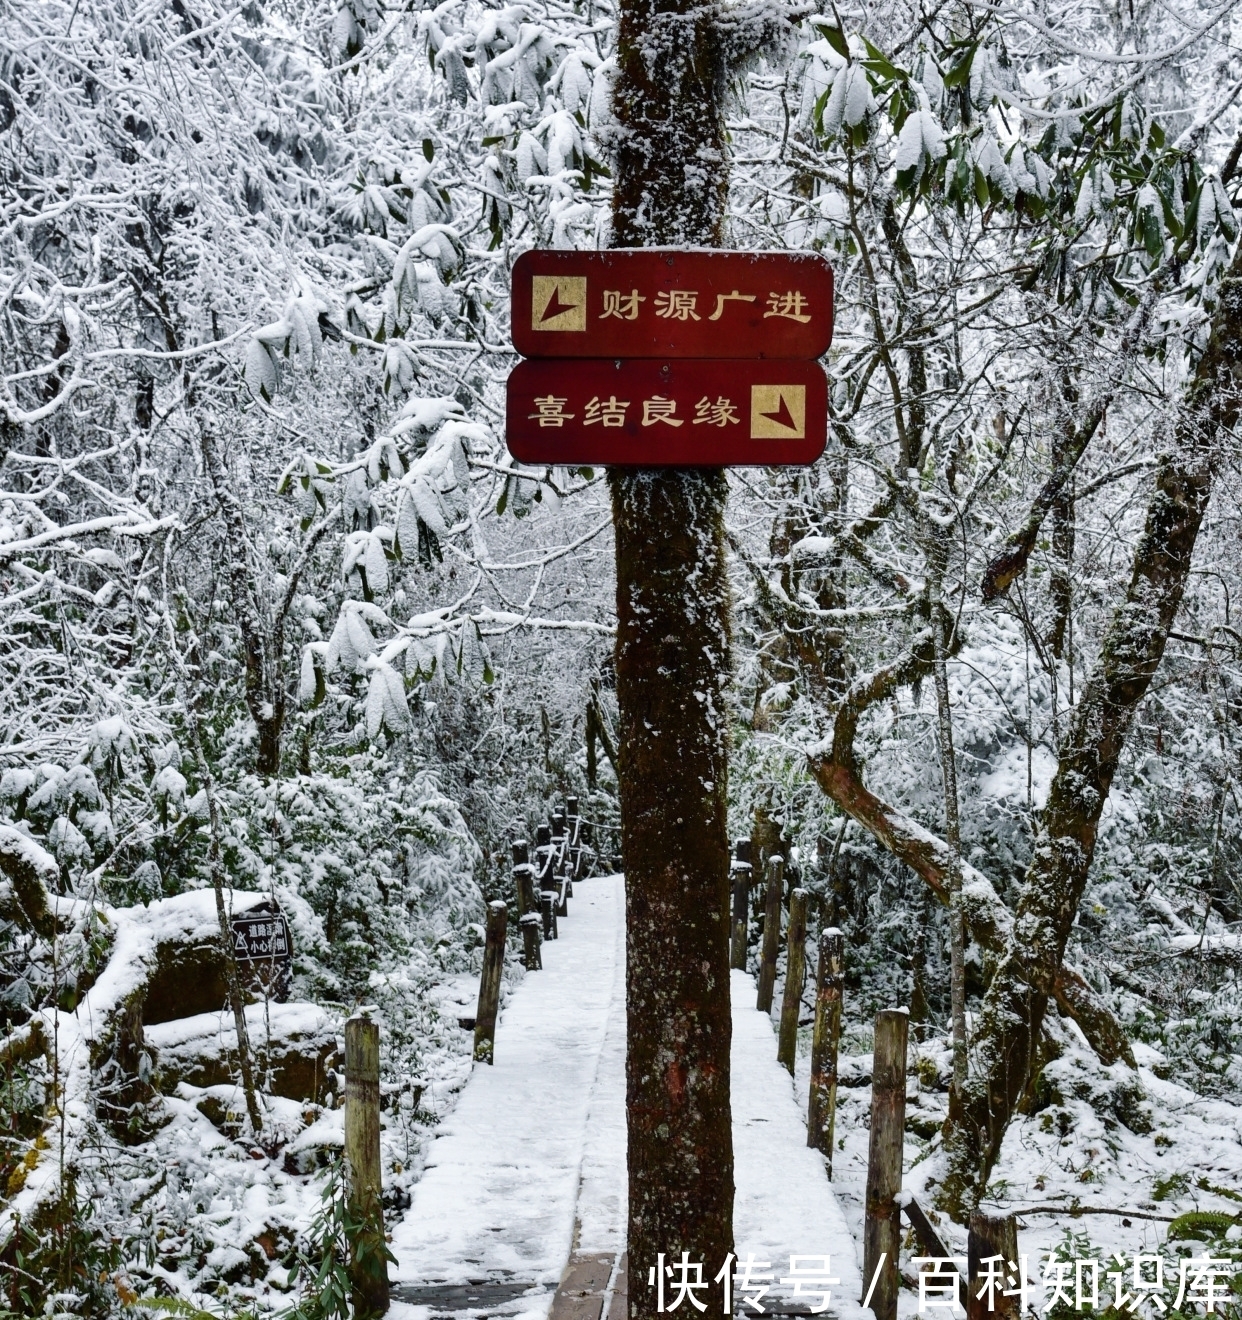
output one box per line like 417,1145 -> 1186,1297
423,137 -> 435,161
1168,1210 -> 1237,1241
861,38 -> 905,81
132,1299 -> 220,1319
820,22 -> 850,60
811,86 -> 831,135
943,42 -> 977,88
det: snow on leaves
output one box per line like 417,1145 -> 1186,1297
291,396 -> 496,736
893,108 -> 947,183
243,289 -> 331,402
799,17 -> 1240,317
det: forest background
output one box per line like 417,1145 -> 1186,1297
2,0 -> 1242,1311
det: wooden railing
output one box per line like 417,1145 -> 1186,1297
472,795 -> 597,1065
729,834 -> 1020,1320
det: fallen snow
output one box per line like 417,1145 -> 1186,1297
388,873 -> 626,1295
145,1001 -> 335,1054
386,875 -> 866,1320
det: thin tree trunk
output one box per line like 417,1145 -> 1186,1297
200,428 -> 284,777
928,550 -> 966,1092
937,240 -> 1242,1219
160,544 -> 264,1134
610,0 -> 737,1297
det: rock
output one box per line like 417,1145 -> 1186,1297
142,897 -> 290,1025
282,1108 -> 344,1175
145,1002 -> 339,1103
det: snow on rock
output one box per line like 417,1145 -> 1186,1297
0,887 -> 281,1252
146,1001 -> 339,1101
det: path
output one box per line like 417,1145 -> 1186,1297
388,874 -> 865,1320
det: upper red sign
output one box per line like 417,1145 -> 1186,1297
506,358 -> 827,467
511,250 -> 833,360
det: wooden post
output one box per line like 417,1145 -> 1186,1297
862,1008 -> 908,1320
552,807 -> 567,863
551,808 -> 572,906
967,1214 -> 1020,1320
540,889 -> 557,940
513,840 -> 537,916
344,1013 -> 389,1316
777,888 -> 809,1074
807,928 -> 843,1173
555,871 -> 569,919
536,823 -> 554,890
905,1195 -> 955,1260
729,839 -> 752,970
756,855 -> 783,1013
473,900 -> 508,1064
566,796 -> 580,893
520,912 -> 542,971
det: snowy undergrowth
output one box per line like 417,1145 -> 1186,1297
782,1007 -> 1242,1312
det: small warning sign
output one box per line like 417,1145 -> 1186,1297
231,911 -> 291,963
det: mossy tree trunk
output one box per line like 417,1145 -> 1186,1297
938,241 -> 1242,1218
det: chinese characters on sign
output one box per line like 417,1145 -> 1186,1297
506,359 -> 826,466
528,393 -> 766,432
231,911 -> 292,963
511,250 -> 834,360
640,1252 -> 1236,1316
507,249 -> 832,465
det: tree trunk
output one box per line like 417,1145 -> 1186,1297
927,549 -> 966,1092
809,738 -> 1134,1068
937,239 -> 1242,1219
160,556 -> 264,1134
200,428 -> 285,778
612,472 -> 734,1314
610,0 -> 743,1306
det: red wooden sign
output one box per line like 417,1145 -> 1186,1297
506,358 -> 827,466
511,250 -> 833,360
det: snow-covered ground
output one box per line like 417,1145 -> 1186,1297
388,871 -> 626,1309
387,874 -> 866,1320
790,1012 -> 1242,1317
116,873 -> 1241,1316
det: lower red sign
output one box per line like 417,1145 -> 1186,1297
506,359 -> 827,466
